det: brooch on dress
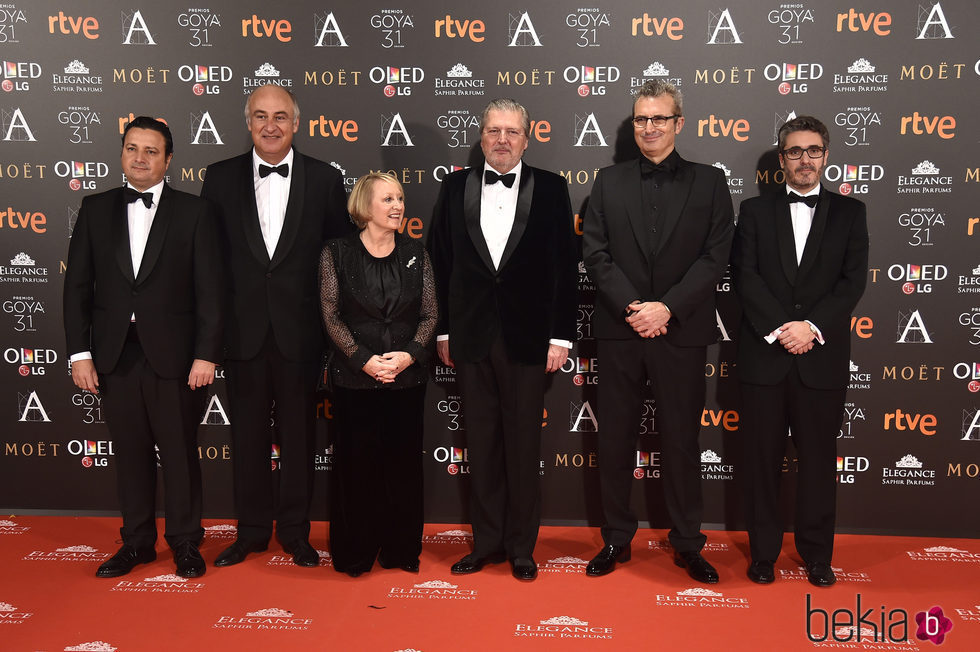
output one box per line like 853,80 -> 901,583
407,256 -> 417,268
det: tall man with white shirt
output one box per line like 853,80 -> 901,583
428,98 -> 578,581
201,84 -> 350,568
732,115 -> 868,587
64,117 -> 224,579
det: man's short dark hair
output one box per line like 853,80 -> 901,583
777,115 -> 830,150
122,116 -> 174,156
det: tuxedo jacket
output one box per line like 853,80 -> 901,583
731,187 -> 869,390
320,232 -> 436,389
428,164 -> 577,365
583,154 -> 734,346
200,148 -> 350,363
63,185 -> 224,378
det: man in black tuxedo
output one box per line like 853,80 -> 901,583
201,84 -> 350,568
582,80 -> 733,583
732,116 -> 868,587
428,98 -> 577,581
64,117 -> 223,578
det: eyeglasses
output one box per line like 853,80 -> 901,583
483,128 -> 526,139
632,114 -> 680,128
781,146 -> 826,160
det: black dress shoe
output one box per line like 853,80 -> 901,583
586,544 -> 631,577
805,562 -> 836,587
450,552 -> 507,575
96,544 -> 156,578
674,551 -> 719,584
282,539 -> 319,567
173,541 -> 206,578
747,560 -> 775,584
213,539 -> 268,567
380,558 -> 420,573
511,557 -> 537,581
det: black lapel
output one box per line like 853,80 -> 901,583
622,160 -> 650,266
497,164 -> 534,270
776,190 -> 798,285
135,184 -> 173,286
270,148 -> 305,270
240,152 -> 271,266
655,156 -> 694,255
797,187 -> 829,281
112,188 -> 136,285
463,167 -> 495,271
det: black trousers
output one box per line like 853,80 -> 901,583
330,384 -> 425,573
456,335 -> 547,559
739,365 -> 844,565
596,337 -> 708,553
224,333 -> 320,544
100,330 -> 206,549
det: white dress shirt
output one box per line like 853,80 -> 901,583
70,180 -> 164,364
252,148 -> 294,258
763,184 -> 824,346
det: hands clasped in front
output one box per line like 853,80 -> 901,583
362,351 -> 413,383
625,301 -> 670,338
776,321 -> 816,355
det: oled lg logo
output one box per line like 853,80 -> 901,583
823,163 -> 883,195
886,263 -> 947,294
177,65 -> 233,96
54,160 -> 108,191
806,594 -> 953,645
178,8 -> 221,47
563,65 -> 620,97
836,455 -> 869,484
369,65 -> 424,98
952,363 -> 980,393
634,450 -> 661,479
4,347 -> 57,376
2,60 -> 40,93
763,62 -> 822,94
433,445 -> 468,475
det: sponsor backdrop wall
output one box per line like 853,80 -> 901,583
2,0 -> 978,538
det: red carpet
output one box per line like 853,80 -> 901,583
1,516 -> 977,651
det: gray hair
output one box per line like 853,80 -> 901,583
633,80 -> 683,117
479,98 -> 531,135
243,84 -> 300,125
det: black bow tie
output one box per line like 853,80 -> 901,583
124,187 -> 153,209
259,163 -> 289,178
788,193 -> 819,208
484,170 -> 516,188
640,158 -> 671,177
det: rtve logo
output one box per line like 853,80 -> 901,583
835,9 -> 891,35
630,14 -> 683,40
697,115 -> 749,141
241,14 -> 291,42
0,207 -> 46,233
308,117 -> 358,141
47,12 -> 99,39
434,15 -> 485,42
899,112 -> 955,139
883,409 -> 937,436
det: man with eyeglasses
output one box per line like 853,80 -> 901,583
429,98 -> 577,581
582,80 -> 733,582
200,84 -> 351,569
731,115 -> 868,587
